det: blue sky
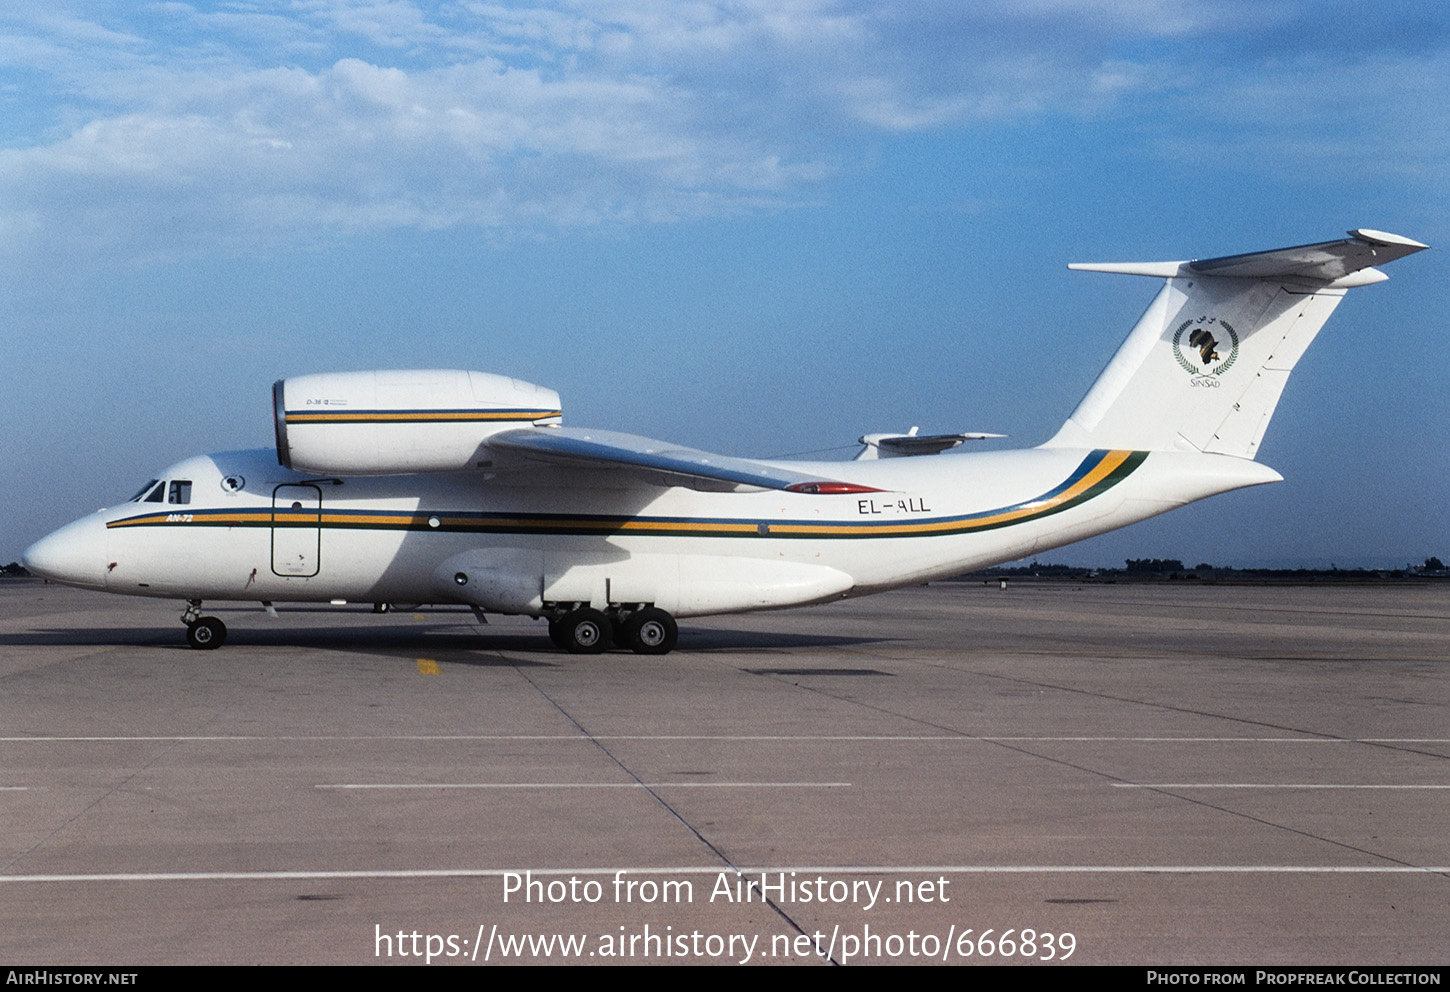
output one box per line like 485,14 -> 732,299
3,1 -> 1446,568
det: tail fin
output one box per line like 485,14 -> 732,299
1043,229 -> 1427,458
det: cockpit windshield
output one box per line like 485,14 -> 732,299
130,480 -> 161,502
128,478 -> 194,504
128,478 -> 192,504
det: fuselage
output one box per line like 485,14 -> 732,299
23,445 -> 1278,618
20,231 -> 1424,651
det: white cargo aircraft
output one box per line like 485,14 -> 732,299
23,230 -> 1426,654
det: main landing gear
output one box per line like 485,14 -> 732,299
547,605 -> 679,655
181,600 -> 227,650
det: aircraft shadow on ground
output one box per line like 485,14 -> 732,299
676,628 -> 896,652
0,627 -> 553,666
1,625 -> 895,657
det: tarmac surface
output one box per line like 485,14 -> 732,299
1,578 -> 1447,966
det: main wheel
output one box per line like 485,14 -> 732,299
621,607 -> 677,655
557,608 -> 611,654
186,616 -> 227,650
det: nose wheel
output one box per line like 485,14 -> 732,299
181,601 -> 227,650
186,617 -> 227,649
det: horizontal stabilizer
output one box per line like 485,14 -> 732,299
856,429 -> 1004,460
1188,229 -> 1427,283
489,427 -> 882,494
1070,229 -> 1427,289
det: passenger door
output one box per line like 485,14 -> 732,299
271,484 -> 322,577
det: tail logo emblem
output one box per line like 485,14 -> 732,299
1172,316 -> 1239,385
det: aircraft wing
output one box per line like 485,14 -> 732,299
486,427 -> 882,494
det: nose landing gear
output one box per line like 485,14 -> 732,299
181,600 -> 227,650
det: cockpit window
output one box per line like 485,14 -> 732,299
130,479 -> 160,502
143,481 -> 166,503
168,481 -> 192,505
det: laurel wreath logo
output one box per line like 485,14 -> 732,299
1172,317 -> 1239,378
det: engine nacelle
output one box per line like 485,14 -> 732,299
274,370 -> 561,475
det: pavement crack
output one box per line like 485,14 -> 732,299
0,738 -> 188,876
508,662 -> 841,964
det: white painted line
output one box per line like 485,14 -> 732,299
316,781 -> 851,790
0,735 -> 590,743
1115,783 -> 1450,790
3,865 -> 1448,884
5,734 -> 1447,743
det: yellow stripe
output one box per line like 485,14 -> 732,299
773,449 -> 1134,537
105,450 -> 1137,537
320,513 -> 423,527
416,658 -> 440,675
619,520 -> 759,535
288,410 -> 560,424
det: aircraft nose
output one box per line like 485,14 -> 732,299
22,516 -> 110,590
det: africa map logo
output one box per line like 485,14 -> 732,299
1171,316 -> 1239,383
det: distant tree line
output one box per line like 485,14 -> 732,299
1125,558 -> 1185,573
965,555 -> 1448,581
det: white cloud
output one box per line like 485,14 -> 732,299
0,48 -> 822,266
0,1 -> 1444,270
300,0 -> 450,49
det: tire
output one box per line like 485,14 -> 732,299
558,608 -> 611,654
622,608 -> 677,655
186,616 -> 227,650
